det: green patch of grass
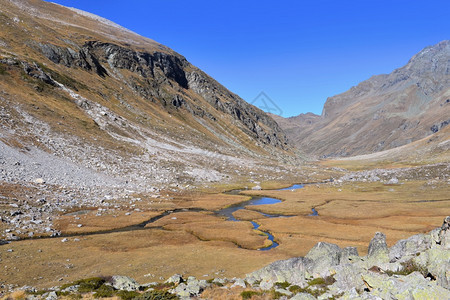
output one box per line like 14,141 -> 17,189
73,277 -> 106,293
28,290 -> 48,296
308,276 -> 336,286
93,284 -> 115,298
275,281 -> 290,289
289,284 -> 328,298
135,290 -> 179,300
116,290 -> 140,300
240,290 -> 261,299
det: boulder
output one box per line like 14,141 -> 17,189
246,257 -> 311,290
110,275 -> 140,291
367,232 -> 389,264
328,263 -> 365,294
305,242 -> 342,277
341,246 -> 359,263
230,278 -> 246,288
172,277 -> 208,298
438,216 -> 450,249
414,248 -> 450,289
166,274 -> 183,284
389,233 -> 431,262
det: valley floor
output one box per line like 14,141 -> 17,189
0,160 -> 449,294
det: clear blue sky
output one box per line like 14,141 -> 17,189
48,0 -> 449,117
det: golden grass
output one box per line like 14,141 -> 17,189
2,179 -> 447,289
0,228 -> 289,290
55,210 -> 161,234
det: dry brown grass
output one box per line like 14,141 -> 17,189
237,181 -> 449,256
55,210 -> 161,234
2,179 -> 448,290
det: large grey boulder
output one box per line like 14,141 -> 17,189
389,233 -> 431,262
111,275 -> 140,291
438,216 -> 450,249
328,263 -> 366,294
341,246 -> 359,264
363,271 -> 449,299
305,242 -> 342,277
414,248 -> 450,289
173,276 -> 208,298
246,257 -> 311,290
367,232 -> 389,264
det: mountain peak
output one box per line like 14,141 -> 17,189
275,40 -> 450,158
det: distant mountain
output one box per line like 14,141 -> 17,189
275,40 -> 450,158
0,0 -> 295,192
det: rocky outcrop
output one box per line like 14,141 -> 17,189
34,40 -> 289,150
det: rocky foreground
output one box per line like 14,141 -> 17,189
7,217 -> 449,299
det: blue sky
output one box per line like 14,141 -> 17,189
48,0 -> 449,117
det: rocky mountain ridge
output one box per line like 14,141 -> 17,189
0,0 -> 296,189
0,0 -> 302,242
274,40 -> 450,158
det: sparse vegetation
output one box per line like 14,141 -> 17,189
116,290 -> 140,300
240,290 -> 261,299
0,63 -> 7,75
385,259 -> 428,277
308,276 -> 336,286
135,290 -> 179,300
275,281 -> 290,289
71,277 -> 106,293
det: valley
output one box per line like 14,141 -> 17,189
0,0 -> 448,299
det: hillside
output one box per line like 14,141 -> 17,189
275,40 -> 450,158
0,0 -> 298,197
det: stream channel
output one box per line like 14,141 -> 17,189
217,184 -> 305,251
21,184 -> 316,251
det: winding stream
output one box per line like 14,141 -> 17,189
18,184 -> 317,252
217,184 -> 305,251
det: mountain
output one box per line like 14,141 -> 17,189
0,0 -> 297,194
275,40 -> 450,158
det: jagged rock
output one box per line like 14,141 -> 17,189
414,248 -> 450,289
165,274 -> 183,284
246,257 -> 311,290
389,233 -> 431,262
340,246 -> 359,264
328,263 -> 365,294
110,275 -> 140,291
305,242 -> 342,277
251,185 -> 262,190
172,277 -> 208,298
230,278 -> 246,288
364,271 -> 449,299
367,232 -> 389,264
438,216 -> 450,249
44,291 -> 57,300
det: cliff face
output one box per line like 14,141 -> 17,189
0,0 -> 293,193
275,40 -> 450,158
